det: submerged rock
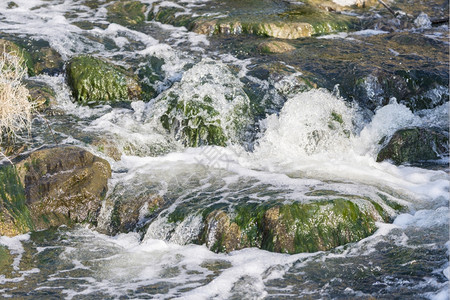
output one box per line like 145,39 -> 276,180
99,192 -> 165,235
107,0 -> 148,26
377,127 -> 449,165
0,146 -> 111,235
67,55 -> 142,105
155,59 -> 252,147
258,41 -> 296,54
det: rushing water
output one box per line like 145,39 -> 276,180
0,0 -> 449,299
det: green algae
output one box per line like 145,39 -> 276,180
0,166 -> 34,236
67,55 -> 140,105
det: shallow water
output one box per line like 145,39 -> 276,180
0,0 -> 449,299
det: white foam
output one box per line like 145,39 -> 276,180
0,234 -> 30,271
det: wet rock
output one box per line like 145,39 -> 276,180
150,0 -> 357,39
31,46 -> 64,76
24,80 -> 57,112
202,199 -> 384,254
106,193 -> 165,235
66,55 -> 142,106
107,0 -> 148,26
230,31 -> 448,113
377,127 -> 449,165
156,59 -> 252,147
137,56 -> 166,101
0,166 -> 34,236
258,41 -> 296,54
0,146 -> 112,235
0,39 -> 34,76
91,138 -> 123,161
7,2 -> 18,9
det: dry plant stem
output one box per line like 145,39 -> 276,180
377,0 -> 396,17
0,50 -> 33,143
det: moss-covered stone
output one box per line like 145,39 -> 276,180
0,165 -> 34,236
202,199 -> 381,254
0,146 -> 113,233
67,55 -> 141,105
107,0 -> 148,26
137,56 -> 165,101
156,59 -> 252,147
377,127 -> 449,165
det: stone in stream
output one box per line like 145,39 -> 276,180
148,0 -> 359,39
24,79 -> 57,113
157,192 -> 401,254
155,59 -> 252,147
377,127 -> 449,165
202,199 -> 389,254
66,55 -> 142,106
0,146 -> 111,236
0,37 -> 64,76
0,39 -> 35,76
218,31 -> 448,114
107,0 -> 148,26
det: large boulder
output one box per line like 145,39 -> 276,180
377,127 -> 449,165
202,199 -> 389,253
0,146 -> 111,236
66,55 -> 141,106
145,189 -> 402,254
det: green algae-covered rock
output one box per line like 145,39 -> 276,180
107,0 -> 148,26
202,199 -> 383,254
377,127 -> 449,165
0,146 -> 112,235
155,59 -> 252,147
67,55 -> 141,105
0,165 -> 34,237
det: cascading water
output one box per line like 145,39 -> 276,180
0,0 -> 448,299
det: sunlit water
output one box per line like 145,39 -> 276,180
0,0 -> 448,299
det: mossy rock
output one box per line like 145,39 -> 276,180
137,56 -> 165,101
155,59 -> 252,147
377,127 -> 449,165
202,199 -> 382,254
24,79 -> 57,112
107,0 -> 148,26
66,55 -> 142,105
0,146 -> 113,233
0,39 -> 34,76
0,165 -> 34,236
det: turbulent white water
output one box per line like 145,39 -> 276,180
0,0 -> 448,299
